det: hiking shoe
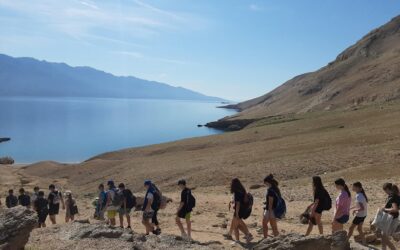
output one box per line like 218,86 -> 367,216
245,234 -> 253,243
230,240 -> 240,246
155,228 -> 161,235
223,233 -> 233,240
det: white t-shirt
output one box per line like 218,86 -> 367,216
355,193 -> 368,217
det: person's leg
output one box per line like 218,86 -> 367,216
356,223 -> 365,244
332,220 -> 342,233
176,216 -> 186,236
232,217 -> 240,241
263,216 -> 269,238
269,217 -> 279,236
305,221 -> 313,236
382,234 -> 396,250
71,215 -> 75,222
186,214 -> 192,239
315,213 -> 323,235
49,215 -> 56,224
126,214 -> 131,228
119,211 -> 124,227
347,223 -> 356,240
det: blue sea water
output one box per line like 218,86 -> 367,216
0,97 -> 235,163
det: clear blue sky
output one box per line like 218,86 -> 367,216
1,0 -> 399,101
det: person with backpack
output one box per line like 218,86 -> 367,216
18,188 -> 31,208
118,183 -> 136,229
230,178 -> 253,244
6,189 -> 18,208
347,182 -> 368,243
105,180 -> 119,226
142,180 -> 155,235
305,176 -> 332,236
176,179 -> 195,240
65,190 -> 78,222
263,174 -> 285,238
34,191 -> 49,228
332,178 -> 351,233
31,186 -> 40,210
48,184 -> 65,225
150,183 -> 162,235
96,183 -> 107,220
381,183 -> 400,250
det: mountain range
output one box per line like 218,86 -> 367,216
0,54 -> 223,101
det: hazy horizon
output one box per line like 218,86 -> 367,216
1,0 -> 400,101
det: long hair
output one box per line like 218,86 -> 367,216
335,178 -> 351,197
383,183 -> 399,196
312,176 -> 326,194
230,178 -> 246,194
264,174 -> 281,197
353,182 -> 368,203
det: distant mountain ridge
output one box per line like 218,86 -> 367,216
226,15 -> 400,119
0,54 -> 223,101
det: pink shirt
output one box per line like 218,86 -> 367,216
335,191 -> 351,218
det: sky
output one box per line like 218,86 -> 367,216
0,1 -> 400,101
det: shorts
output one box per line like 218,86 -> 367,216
143,211 -> 154,220
38,212 -> 48,223
48,204 -> 60,216
263,210 -> 275,220
118,208 -> 132,215
178,209 -> 191,220
352,216 -> 366,225
335,215 -> 349,224
315,206 -> 324,214
107,210 -> 117,219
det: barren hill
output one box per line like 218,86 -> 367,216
226,15 -> 400,120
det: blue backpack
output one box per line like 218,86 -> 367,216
271,190 -> 286,219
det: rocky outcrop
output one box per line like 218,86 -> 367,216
205,118 -> 258,131
28,220 -> 222,250
0,157 -> 14,165
253,231 -> 368,250
0,206 -> 38,250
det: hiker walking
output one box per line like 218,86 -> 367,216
105,180 -> 119,226
118,183 -> 136,229
305,176 -> 332,236
48,184 -> 65,225
381,183 -> 400,250
347,182 -> 368,244
142,180 -> 155,235
150,182 -> 163,235
332,178 -> 351,233
6,189 -> 18,208
263,174 -> 285,238
96,183 -> 107,220
65,190 -> 78,222
18,188 -> 31,208
34,191 -> 49,228
176,179 -> 196,240
31,186 -> 40,210
230,178 -> 253,244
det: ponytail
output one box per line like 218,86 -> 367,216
264,174 -> 281,197
353,182 -> 368,202
335,178 -> 351,197
393,185 -> 400,196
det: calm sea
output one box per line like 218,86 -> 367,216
0,97 -> 235,163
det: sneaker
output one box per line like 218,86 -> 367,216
245,234 -> 253,243
223,233 -> 233,240
230,240 -> 240,245
155,228 -> 161,235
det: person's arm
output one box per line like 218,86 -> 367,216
384,202 -> 399,214
60,194 -> 65,210
310,199 -> 319,216
146,197 -> 153,211
352,202 -> 364,215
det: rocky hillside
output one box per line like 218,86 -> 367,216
226,15 -> 400,120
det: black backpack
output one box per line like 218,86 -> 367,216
323,190 -> 332,211
151,184 -> 162,211
125,189 -> 137,209
186,190 -> 196,211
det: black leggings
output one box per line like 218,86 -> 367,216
152,209 -> 159,226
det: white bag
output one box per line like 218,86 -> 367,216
372,209 -> 400,236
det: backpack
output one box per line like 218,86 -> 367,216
241,193 -> 254,219
52,191 -> 61,205
273,192 -> 287,219
125,189 -> 137,209
186,189 -> 196,211
323,190 -> 332,211
151,184 -> 162,211
111,189 -> 124,207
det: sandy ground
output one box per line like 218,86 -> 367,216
1,101 -> 400,248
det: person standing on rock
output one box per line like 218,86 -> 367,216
48,184 -> 65,225
34,191 -> 49,228
105,180 -> 119,226
176,179 -> 195,240
18,188 -> 31,208
332,178 -> 351,233
6,189 -> 18,208
263,174 -> 281,238
230,178 -> 253,244
305,176 -> 331,236
347,182 -> 368,244
142,180 -> 155,235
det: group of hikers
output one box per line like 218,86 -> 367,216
1,175 -> 400,249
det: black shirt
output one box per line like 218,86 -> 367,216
6,195 -> 18,208
181,188 -> 192,212
385,194 -> 400,218
18,194 -> 31,207
233,191 -> 245,212
35,198 -> 49,214
265,188 -> 279,210
48,190 -> 61,206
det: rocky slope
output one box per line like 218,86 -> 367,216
219,15 -> 400,124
